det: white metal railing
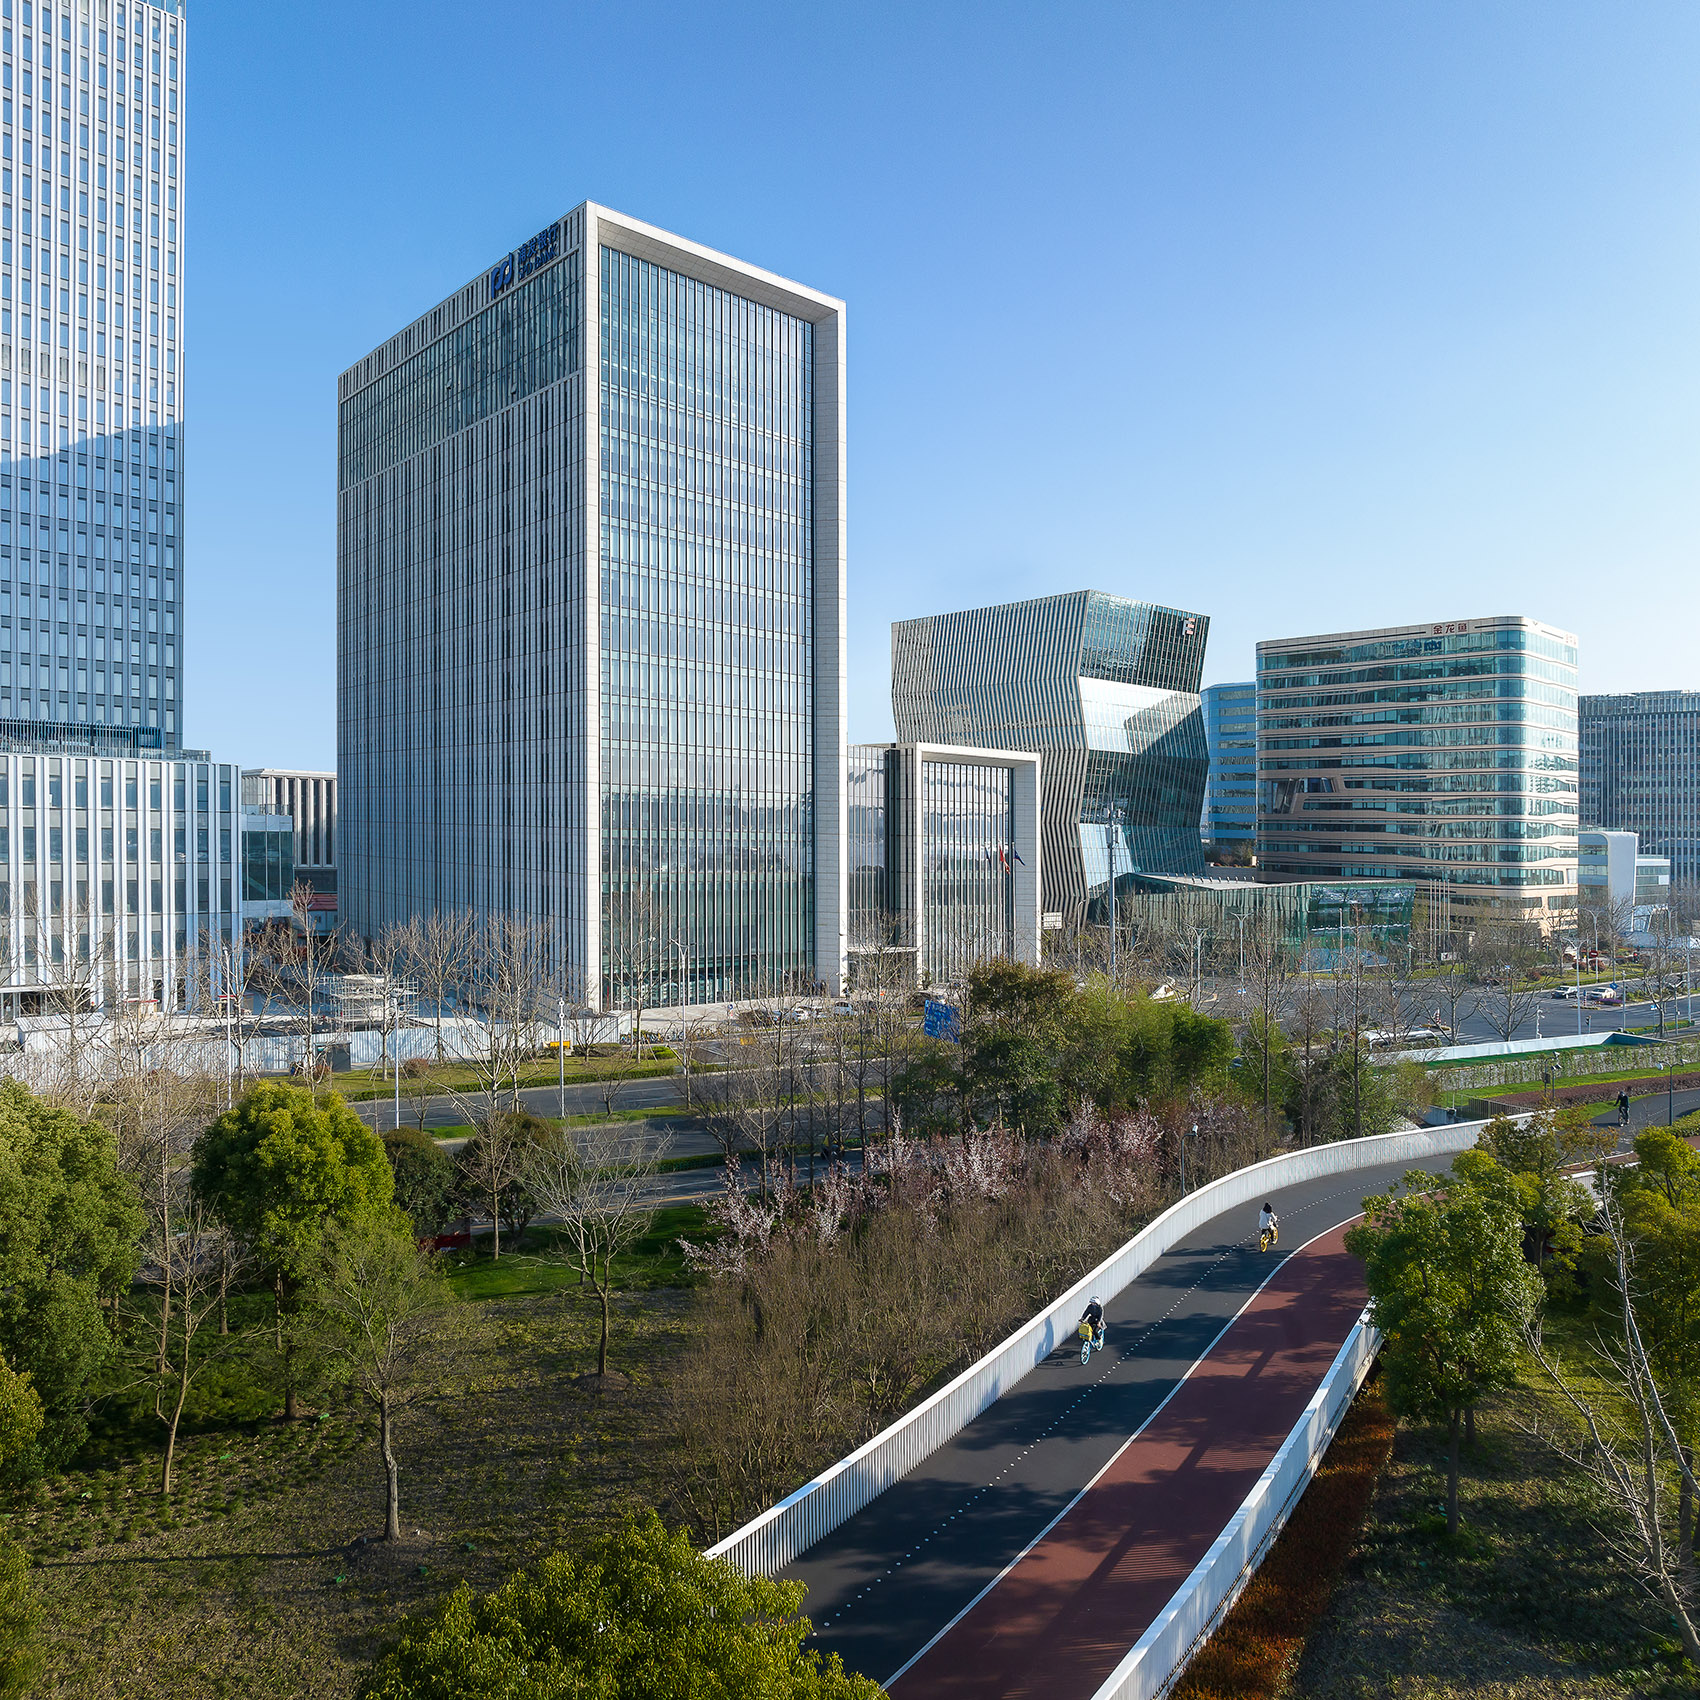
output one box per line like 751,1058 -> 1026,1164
705,1122 -> 1483,1576
1088,1311 -> 1379,1700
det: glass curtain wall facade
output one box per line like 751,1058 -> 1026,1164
1257,617 -> 1579,918
599,250 -> 813,1005
339,204 -> 847,1007
846,741 -> 1038,988
1200,681 -> 1257,852
920,757 -> 1013,983
0,746 -> 237,1014
1580,692 -> 1700,885
891,589 -> 1208,920
0,1 -> 185,745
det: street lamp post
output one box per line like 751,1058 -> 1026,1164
668,938 -> 690,1103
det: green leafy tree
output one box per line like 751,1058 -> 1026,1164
0,1350 -> 42,1699
0,1082 -> 142,1474
1346,1152 -> 1542,1533
191,1081 -> 393,1419
1479,1107 -> 1612,1292
360,1510 -> 885,1700
1601,1127 -> 1700,1576
382,1128 -> 458,1240
305,1213 -> 452,1541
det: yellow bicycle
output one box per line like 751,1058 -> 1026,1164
1259,1223 -> 1279,1253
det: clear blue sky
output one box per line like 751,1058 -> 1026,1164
186,0 -> 1700,769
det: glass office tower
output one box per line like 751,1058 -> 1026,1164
1257,617 -> 1579,919
0,1 -> 183,743
891,590 -> 1209,920
1200,681 -> 1257,855
339,205 -> 847,1007
1580,692 -> 1700,885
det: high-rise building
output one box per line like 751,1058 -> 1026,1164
338,205 -> 847,1007
846,741 -> 1041,986
890,590 -> 1209,919
0,5 -> 216,1017
1580,692 -> 1700,885
0,2 -> 185,745
1200,681 -> 1257,855
1257,616 -> 1579,920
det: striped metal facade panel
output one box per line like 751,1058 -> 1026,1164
1581,691 -> 1700,884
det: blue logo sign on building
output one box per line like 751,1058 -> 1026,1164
489,221 -> 562,300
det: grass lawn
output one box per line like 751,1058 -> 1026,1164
336,1053 -> 681,1102
14,1225 -> 707,1700
1288,1313 -> 1695,1699
442,1206 -> 710,1299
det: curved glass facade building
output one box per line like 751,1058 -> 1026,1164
1256,616 -> 1579,918
339,205 -> 847,1007
891,590 -> 1209,919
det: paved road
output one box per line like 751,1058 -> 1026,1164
348,1073 -> 690,1134
782,1146 -> 1463,1691
893,1221 -> 1367,1699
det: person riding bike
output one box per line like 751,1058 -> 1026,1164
1259,1201 -> 1279,1250
1617,1090 -> 1631,1128
1080,1297 -> 1105,1350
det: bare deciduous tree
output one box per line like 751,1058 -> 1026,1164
400,909 -> 477,1066
1524,1191 -> 1700,1662
305,1215 -> 454,1541
522,1119 -> 666,1381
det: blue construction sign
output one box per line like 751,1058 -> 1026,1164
923,999 -> 961,1043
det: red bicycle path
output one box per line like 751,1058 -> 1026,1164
890,1220 -> 1366,1700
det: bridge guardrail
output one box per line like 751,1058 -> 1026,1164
1089,1309 -> 1378,1700
706,1122 -> 1483,1576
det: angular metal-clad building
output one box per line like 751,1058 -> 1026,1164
890,591 -> 1210,919
338,205 -> 847,1006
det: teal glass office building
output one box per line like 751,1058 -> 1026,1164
1256,616 -> 1579,918
339,206 -> 848,1006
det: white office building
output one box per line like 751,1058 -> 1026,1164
847,741 -> 1042,986
339,205 -> 847,1007
0,740 -> 239,1015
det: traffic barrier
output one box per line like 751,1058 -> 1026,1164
1088,1309 -> 1378,1700
705,1122 -> 1483,1576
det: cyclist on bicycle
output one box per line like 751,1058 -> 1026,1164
1259,1202 -> 1279,1249
1081,1297 -> 1105,1349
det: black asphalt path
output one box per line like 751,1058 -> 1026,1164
782,1144 -> 1467,1689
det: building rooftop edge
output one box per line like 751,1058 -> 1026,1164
893,589 -> 1207,629
339,201 -> 844,389
1256,615 -> 1578,651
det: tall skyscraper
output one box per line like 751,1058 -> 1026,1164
339,204 -> 847,1007
1580,691 -> 1700,885
0,3 -> 223,1020
0,1 -> 184,747
890,590 -> 1210,919
1257,616 -> 1579,920
1200,681 -> 1257,855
